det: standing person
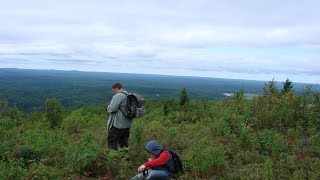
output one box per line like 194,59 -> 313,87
107,83 -> 132,150
131,141 -> 175,180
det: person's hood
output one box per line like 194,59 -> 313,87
145,141 -> 164,156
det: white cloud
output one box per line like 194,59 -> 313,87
0,0 -> 320,83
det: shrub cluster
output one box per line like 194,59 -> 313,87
0,81 -> 320,179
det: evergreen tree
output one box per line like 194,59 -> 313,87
46,98 -> 63,128
233,89 -> 245,114
9,106 -> 21,125
179,88 -> 189,106
263,78 -> 278,95
0,98 -> 9,117
282,78 -> 293,93
162,102 -> 169,116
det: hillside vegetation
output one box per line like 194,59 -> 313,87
0,80 -> 320,179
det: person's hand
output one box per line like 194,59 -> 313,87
138,165 -> 146,172
107,104 -> 111,109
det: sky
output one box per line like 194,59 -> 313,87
0,0 -> 320,83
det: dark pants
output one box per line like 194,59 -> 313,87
108,126 -> 130,150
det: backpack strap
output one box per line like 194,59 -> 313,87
119,91 -> 128,96
118,91 -> 128,116
160,148 -> 174,173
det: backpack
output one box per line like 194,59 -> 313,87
120,92 -> 145,118
165,148 -> 183,174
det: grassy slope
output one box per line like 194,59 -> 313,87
1,89 -> 320,179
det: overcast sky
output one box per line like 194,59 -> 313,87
0,0 -> 319,83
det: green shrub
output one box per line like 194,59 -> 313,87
185,136 -> 226,178
262,158 -> 274,180
106,149 -> 133,180
19,147 -> 41,167
46,98 -> 63,128
1,86 -> 320,179
311,134 -> 320,157
61,110 -> 87,134
257,129 -> 285,156
131,120 -> 144,145
214,118 -> 231,136
0,141 -> 12,160
20,129 -> 68,168
167,126 -> 177,146
65,138 -> 99,174
228,163 -> 264,179
291,169 -> 307,180
0,117 -> 16,130
28,162 -> 63,180
0,158 -> 28,180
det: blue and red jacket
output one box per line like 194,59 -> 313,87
144,141 -> 175,175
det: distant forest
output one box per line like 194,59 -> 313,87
0,68 -> 316,111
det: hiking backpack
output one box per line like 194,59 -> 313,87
165,148 -> 183,174
120,92 -> 145,119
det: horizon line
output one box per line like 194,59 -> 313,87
1,67 -> 317,85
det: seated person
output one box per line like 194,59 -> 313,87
131,140 -> 175,180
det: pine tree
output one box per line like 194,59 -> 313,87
162,102 -> 169,116
282,78 -> 293,93
0,98 -> 9,117
263,78 -> 278,95
10,106 -> 21,126
46,98 -> 63,128
179,88 -> 189,106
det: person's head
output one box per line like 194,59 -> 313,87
111,83 -> 123,94
145,140 -> 164,157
